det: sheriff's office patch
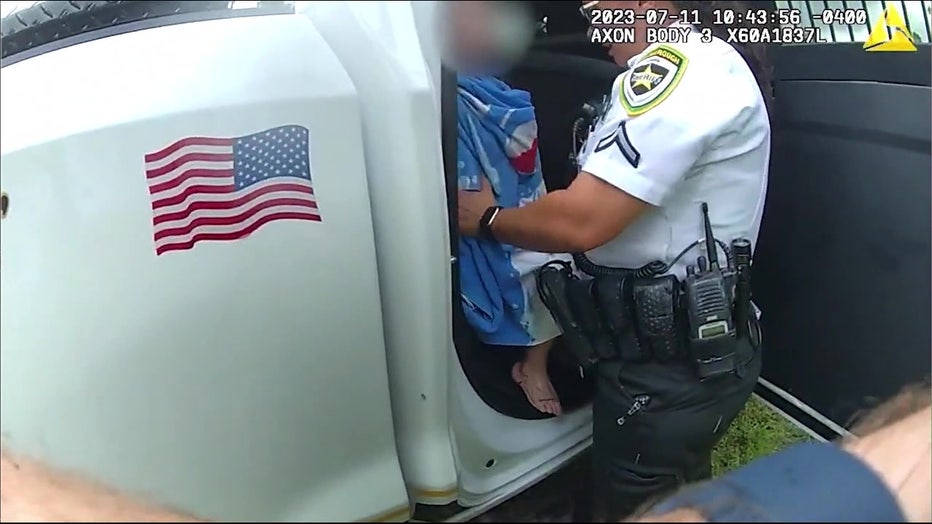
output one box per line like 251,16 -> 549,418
621,45 -> 689,117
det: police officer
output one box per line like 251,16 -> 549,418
458,0 -> 773,519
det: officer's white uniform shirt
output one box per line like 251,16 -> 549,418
577,26 -> 771,278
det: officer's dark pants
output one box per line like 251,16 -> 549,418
586,338 -> 762,521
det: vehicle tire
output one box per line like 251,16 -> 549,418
1,1 -> 231,60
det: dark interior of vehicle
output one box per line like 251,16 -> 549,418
445,1 -> 932,425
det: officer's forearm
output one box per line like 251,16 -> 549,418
490,190 -> 596,253
0,449 -> 204,522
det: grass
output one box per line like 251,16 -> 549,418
711,395 -> 813,475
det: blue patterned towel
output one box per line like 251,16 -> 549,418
457,75 -> 562,346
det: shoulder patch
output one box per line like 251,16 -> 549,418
620,45 -> 689,117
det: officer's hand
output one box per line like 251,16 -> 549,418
458,177 -> 495,237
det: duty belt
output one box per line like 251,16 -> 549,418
539,205 -> 756,380
536,260 -> 756,378
537,262 -> 685,372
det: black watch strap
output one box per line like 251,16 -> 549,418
479,206 -> 502,241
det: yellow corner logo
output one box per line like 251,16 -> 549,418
863,6 -> 917,52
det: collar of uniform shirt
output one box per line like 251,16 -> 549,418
487,172 -> 650,254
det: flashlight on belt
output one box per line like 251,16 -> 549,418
731,238 -> 753,340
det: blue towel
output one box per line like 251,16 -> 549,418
457,75 -> 548,347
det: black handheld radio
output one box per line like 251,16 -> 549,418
683,203 -> 737,379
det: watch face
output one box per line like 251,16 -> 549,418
479,206 -> 501,240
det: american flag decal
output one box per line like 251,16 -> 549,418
144,125 -> 321,256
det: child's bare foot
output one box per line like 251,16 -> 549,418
512,361 -> 562,415
512,341 -> 562,416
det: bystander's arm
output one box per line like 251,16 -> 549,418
0,450 -> 202,522
841,384 -> 931,523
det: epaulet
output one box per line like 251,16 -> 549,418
619,43 -> 691,117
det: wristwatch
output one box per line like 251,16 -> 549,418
479,206 -> 503,241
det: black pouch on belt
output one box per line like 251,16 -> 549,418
592,275 -> 649,362
537,262 -> 613,373
565,279 -> 616,361
630,275 -> 684,362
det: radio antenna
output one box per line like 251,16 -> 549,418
701,202 -> 719,270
